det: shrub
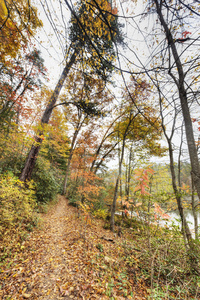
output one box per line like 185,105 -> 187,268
0,126 -> 31,176
0,153 -> 25,176
0,173 -> 37,258
93,209 -> 108,220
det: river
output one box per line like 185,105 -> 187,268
123,209 -> 200,236
162,210 -> 200,234
118,208 -> 200,235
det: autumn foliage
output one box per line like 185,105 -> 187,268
0,0 -> 42,63
0,174 -> 37,258
1,1 -> 200,299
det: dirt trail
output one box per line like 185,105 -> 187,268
0,196 -> 147,300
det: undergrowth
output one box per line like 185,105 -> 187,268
116,215 -> 200,299
76,204 -> 200,299
0,170 -> 63,265
0,173 -> 38,262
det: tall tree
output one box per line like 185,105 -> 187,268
0,0 -> 43,128
61,69 -> 113,194
151,0 -> 200,202
0,0 -> 46,170
110,77 -> 165,231
158,84 -> 193,246
20,0 -> 124,181
111,110 -> 137,231
68,130 -> 103,206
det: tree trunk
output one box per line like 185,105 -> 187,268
168,139 -> 193,245
168,139 -> 199,273
158,78 -> 193,247
158,82 -> 199,273
118,141 -> 123,201
154,0 -> 200,201
111,140 -> 126,231
110,174 -> 120,232
20,48 -> 79,182
191,173 -> 198,239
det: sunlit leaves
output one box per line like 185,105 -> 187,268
0,173 -> 36,253
113,76 -> 167,158
0,0 -> 42,63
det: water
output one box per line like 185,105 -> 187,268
118,209 -> 200,235
163,210 -> 200,233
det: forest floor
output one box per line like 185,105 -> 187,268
0,196 -> 149,300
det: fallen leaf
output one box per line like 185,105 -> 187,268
22,293 -> 31,299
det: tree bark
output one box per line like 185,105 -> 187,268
191,172 -> 198,239
167,138 -> 193,245
157,78 -> 193,246
110,173 -> 120,232
154,0 -> 200,201
20,48 -> 79,182
158,79 -> 199,273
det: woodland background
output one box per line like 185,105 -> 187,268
0,0 -> 200,299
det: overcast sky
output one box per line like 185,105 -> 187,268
32,0 -> 200,166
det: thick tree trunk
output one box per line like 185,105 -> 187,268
154,0 -> 200,201
20,136 -> 43,181
20,48 -> 79,182
158,81 -> 199,272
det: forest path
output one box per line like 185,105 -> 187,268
0,196 -> 147,300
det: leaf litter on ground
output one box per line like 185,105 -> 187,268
0,195 -> 148,299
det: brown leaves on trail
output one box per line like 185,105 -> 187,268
0,196 -> 148,300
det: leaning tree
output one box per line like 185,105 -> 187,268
20,0 -> 124,181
